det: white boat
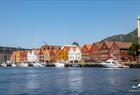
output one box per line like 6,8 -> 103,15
19,62 -> 28,67
132,83 -> 140,89
55,62 -> 65,67
11,63 -> 16,67
6,61 -> 16,67
1,63 -> 7,67
100,59 -> 129,68
32,62 -> 43,67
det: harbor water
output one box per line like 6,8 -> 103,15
0,67 -> 140,95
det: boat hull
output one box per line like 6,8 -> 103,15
19,63 -> 28,67
55,63 -> 65,67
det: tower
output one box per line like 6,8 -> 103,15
137,16 -> 140,45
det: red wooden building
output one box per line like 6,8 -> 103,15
115,42 -> 133,61
81,44 -> 92,62
90,43 -> 102,61
50,50 -> 56,63
38,49 -> 44,62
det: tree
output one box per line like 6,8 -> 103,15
128,42 -> 139,61
72,41 -> 79,46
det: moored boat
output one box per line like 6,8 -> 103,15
19,62 -> 28,67
6,61 -> 16,67
0,63 -> 7,67
100,59 -> 129,68
55,62 -> 65,67
32,62 -> 43,67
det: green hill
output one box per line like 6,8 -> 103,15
101,29 -> 138,43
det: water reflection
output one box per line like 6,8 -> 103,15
0,68 -> 140,95
67,69 -> 83,91
26,70 -> 40,89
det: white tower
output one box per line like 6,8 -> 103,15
137,16 -> 140,45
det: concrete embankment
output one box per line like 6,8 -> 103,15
128,64 -> 140,68
120,62 -> 140,68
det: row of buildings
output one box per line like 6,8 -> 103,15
10,41 -> 133,63
0,46 -> 29,63
11,45 -> 81,63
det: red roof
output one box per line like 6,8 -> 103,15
115,42 -> 132,49
104,41 -> 114,48
84,44 -> 92,51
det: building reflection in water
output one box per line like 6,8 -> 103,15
67,69 -> 83,91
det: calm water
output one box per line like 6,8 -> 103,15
0,67 -> 140,95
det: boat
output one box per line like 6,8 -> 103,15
19,62 -> 28,67
0,63 -> 7,67
11,63 -> 16,67
100,59 -> 129,68
6,61 -> 16,67
132,83 -> 140,89
55,62 -> 65,67
32,62 -> 43,67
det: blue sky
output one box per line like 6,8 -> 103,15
0,0 -> 140,48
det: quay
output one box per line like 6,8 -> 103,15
1,61 -> 140,68
65,63 -> 103,67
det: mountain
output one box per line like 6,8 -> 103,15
101,29 -> 138,43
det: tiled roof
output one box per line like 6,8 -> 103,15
62,46 -> 71,52
104,41 -> 114,48
85,44 -> 92,50
62,45 -> 79,52
115,42 -> 132,49
94,42 -> 103,49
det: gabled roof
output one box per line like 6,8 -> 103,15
115,42 -> 132,49
94,42 -> 103,49
84,44 -> 92,51
104,41 -> 114,48
62,45 -> 79,52
62,46 -> 71,52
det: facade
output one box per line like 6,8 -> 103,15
44,49 -> 50,62
74,47 -> 81,62
110,42 -> 121,61
90,43 -> 102,61
50,50 -> 56,63
61,46 -> 69,62
99,41 -> 111,61
0,47 -> 20,62
90,41 -> 132,61
27,50 -> 39,62
81,44 -> 92,62
9,42 -> 134,63
10,51 -> 16,62
38,49 -> 44,62
115,42 -> 133,61
60,45 -> 81,63
20,51 -> 27,62
55,49 -> 62,62
67,46 -> 81,63
15,51 -> 20,62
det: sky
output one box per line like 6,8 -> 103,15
0,0 -> 140,49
